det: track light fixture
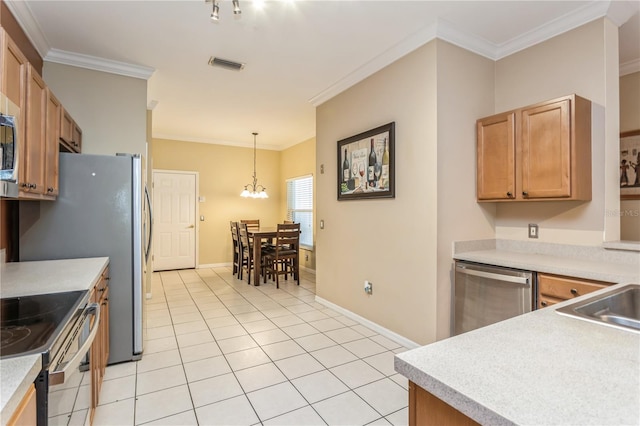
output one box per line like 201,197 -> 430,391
206,0 -> 241,22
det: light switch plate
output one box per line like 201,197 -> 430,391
528,224 -> 539,238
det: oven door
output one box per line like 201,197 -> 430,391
47,303 -> 100,425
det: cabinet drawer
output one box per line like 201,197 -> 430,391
538,273 -> 611,300
538,295 -> 564,309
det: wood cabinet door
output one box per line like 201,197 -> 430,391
6,384 -> 36,426
1,30 -> 28,188
23,64 -> 47,195
477,111 -> 515,200
0,30 -> 27,115
72,122 -> 82,152
45,90 -> 60,196
521,99 -> 571,199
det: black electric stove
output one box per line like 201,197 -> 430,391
0,291 -> 87,365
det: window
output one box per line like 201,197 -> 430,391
286,175 -> 313,250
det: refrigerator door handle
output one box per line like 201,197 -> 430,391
144,184 -> 153,263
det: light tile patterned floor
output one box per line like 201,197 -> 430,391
87,267 -> 409,425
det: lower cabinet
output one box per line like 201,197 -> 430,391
6,384 -> 36,426
409,381 -> 479,426
537,273 -> 612,308
89,266 -> 110,421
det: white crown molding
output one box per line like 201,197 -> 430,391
494,0 -> 611,59
309,22 -> 439,107
309,1 -> 621,107
4,1 -> 155,81
153,133 -> 282,151
620,58 -> 640,76
606,0 -> 640,27
435,19 -> 496,60
4,0 -> 50,57
45,49 -> 155,80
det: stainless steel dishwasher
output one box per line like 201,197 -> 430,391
454,261 -> 535,335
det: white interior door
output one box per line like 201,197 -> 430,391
152,171 -> 197,271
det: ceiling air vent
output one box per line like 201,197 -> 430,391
208,57 -> 245,71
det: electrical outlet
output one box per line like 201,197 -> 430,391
364,280 -> 373,294
528,224 -> 539,239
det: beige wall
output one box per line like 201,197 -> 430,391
43,63 -> 147,156
620,71 -> 640,240
435,40 -> 496,339
315,40 -> 496,344
317,41 -> 441,345
152,138 -> 281,266
493,18 -> 620,245
279,137 -> 317,270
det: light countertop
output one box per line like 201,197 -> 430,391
394,283 -> 640,425
0,257 -> 108,424
454,249 -> 639,283
453,239 -> 639,284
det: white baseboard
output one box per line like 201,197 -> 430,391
314,296 -> 420,350
301,266 -> 316,274
198,263 -> 232,269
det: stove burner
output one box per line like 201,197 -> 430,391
1,290 -> 86,358
0,322 -> 56,354
1,326 -> 32,349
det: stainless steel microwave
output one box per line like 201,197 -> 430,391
0,94 -> 19,198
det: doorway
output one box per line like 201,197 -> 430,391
152,170 -> 198,271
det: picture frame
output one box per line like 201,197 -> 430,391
337,122 -> 395,201
620,129 -> 640,200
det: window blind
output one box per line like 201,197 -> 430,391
286,175 -> 313,250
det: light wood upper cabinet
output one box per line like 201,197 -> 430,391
60,107 -> 82,153
45,90 -> 61,196
477,94 -> 591,202
21,64 -> 47,197
1,27 -> 82,199
0,29 -> 27,116
477,111 -> 515,200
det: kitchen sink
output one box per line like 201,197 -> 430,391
556,284 -> 640,333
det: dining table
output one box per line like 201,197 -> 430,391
247,226 -> 301,286
247,227 -> 278,286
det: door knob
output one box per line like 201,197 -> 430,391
187,224 -> 195,229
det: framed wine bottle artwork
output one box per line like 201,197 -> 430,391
337,122 -> 395,200
620,129 -> 640,200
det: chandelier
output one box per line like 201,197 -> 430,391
240,132 -> 268,199
206,0 -> 241,21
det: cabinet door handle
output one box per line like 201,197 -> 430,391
21,183 -> 29,188
522,191 -> 528,197
541,300 -> 548,307
30,183 -> 37,189
570,288 -> 578,295
47,187 -> 54,193
506,192 -> 513,198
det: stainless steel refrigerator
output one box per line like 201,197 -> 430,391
19,152 -> 152,364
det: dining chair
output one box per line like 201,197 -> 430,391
238,223 -> 271,285
230,221 -> 241,278
240,219 -> 260,231
263,223 -> 300,288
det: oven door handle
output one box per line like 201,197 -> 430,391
49,303 -> 100,386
